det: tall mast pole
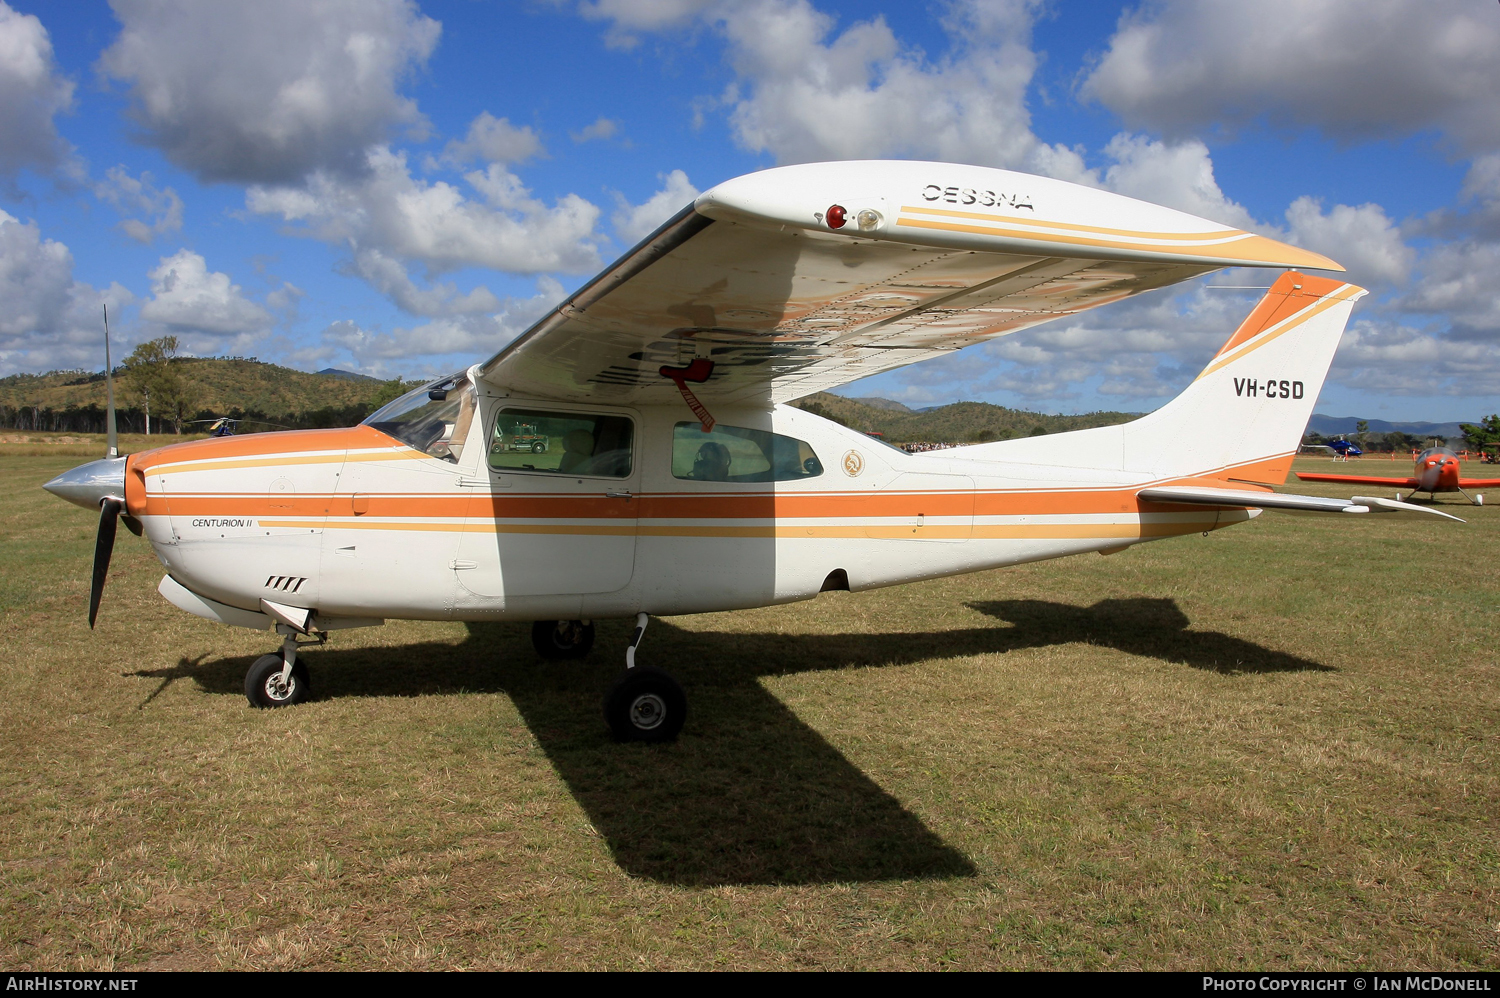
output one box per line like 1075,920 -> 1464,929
103,305 -> 118,459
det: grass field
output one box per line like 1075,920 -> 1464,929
2,443 -> 1497,970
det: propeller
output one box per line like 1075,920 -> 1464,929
89,497 -> 123,628
39,308 -> 133,628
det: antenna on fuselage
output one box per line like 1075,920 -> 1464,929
103,304 -> 118,459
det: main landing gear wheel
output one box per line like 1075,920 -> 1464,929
604,666 -> 686,743
532,619 -> 595,660
244,652 -> 310,708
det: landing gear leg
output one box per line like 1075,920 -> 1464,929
625,611 -> 647,669
245,626 -> 313,708
604,612 -> 686,742
1457,486 -> 1478,505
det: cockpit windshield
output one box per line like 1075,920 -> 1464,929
363,373 -> 477,463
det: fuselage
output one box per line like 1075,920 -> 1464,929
119,380 -> 1250,625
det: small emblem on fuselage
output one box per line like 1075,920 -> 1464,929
842,450 -> 865,477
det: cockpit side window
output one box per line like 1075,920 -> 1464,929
487,408 -> 634,478
362,374 -> 475,463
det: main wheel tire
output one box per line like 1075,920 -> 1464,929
244,653 -> 310,708
604,666 -> 686,743
531,619 -> 595,660
532,441 -> 546,453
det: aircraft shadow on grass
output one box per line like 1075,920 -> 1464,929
129,597 -> 1327,887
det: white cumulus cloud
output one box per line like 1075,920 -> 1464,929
577,0 -> 715,48
0,211 -> 133,372
1099,134 -> 1254,230
579,0 -> 1089,180
100,0 -> 441,183
139,249 -> 274,338
1284,197 -> 1411,289
440,112 -> 542,166
612,169 -> 699,245
94,166 -> 185,243
571,117 -> 620,143
0,1 -> 75,182
1329,318 -> 1500,398
1081,0 -> 1500,155
307,276 -> 565,375
247,146 -> 602,314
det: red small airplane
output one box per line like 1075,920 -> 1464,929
1297,447 -> 1500,504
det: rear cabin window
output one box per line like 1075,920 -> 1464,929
672,422 -> 823,483
488,409 -> 634,478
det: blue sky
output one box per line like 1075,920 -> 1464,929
2,0 -> 1497,422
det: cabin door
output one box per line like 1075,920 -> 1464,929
456,403 -> 640,599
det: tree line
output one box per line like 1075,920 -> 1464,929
1303,415 -> 1500,454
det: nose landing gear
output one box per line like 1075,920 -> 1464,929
244,625 -> 322,708
603,613 -> 686,743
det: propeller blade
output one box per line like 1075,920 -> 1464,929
89,498 -> 122,629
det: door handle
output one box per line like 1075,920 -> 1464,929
605,490 -> 632,500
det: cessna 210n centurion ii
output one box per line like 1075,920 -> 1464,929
44,160 -> 1461,742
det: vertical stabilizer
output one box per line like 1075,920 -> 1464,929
1119,272 -> 1365,483
957,272 -> 1365,484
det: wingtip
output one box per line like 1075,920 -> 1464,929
1230,234 -> 1344,272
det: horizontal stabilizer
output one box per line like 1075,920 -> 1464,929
1350,495 -> 1465,521
1138,486 -> 1464,521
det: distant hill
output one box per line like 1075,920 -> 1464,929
846,396 -> 917,413
1306,414 -> 1471,440
318,367 -> 382,383
794,393 -> 1141,442
0,359 -> 409,432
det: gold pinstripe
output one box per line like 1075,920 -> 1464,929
1194,285 -> 1358,381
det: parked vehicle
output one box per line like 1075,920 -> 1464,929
504,422 -> 549,453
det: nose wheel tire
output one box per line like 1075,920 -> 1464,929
244,653 -> 310,708
532,619 -> 595,660
604,666 -> 686,743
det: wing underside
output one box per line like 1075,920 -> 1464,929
477,161 -> 1342,408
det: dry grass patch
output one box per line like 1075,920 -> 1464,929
1,454 -> 1496,970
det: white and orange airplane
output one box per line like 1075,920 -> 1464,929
44,161 -> 1461,741
1297,447 -> 1500,504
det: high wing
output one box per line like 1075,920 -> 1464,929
476,161 -> 1338,407
1295,473 -> 1421,488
